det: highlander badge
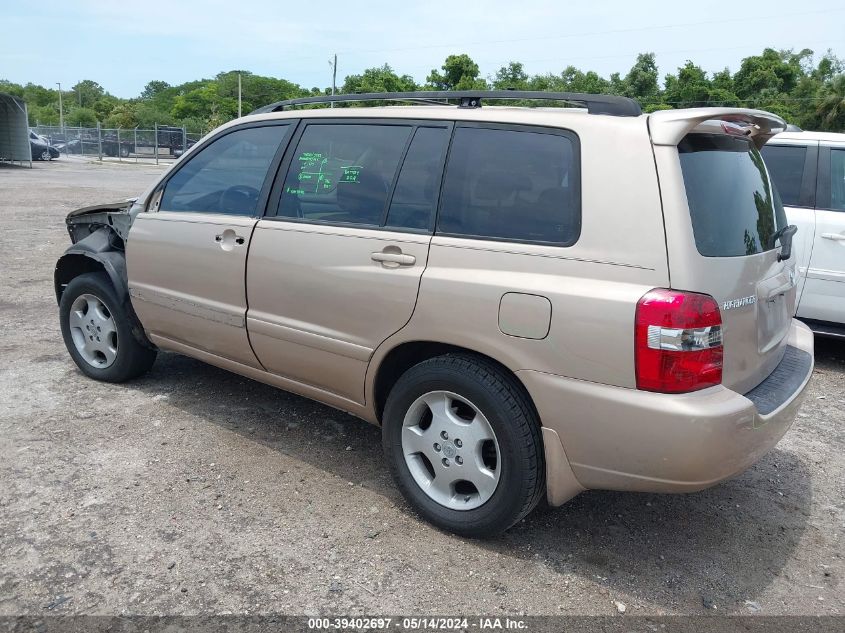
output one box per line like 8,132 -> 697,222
723,296 -> 757,310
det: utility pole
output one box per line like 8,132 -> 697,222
238,72 -> 242,118
56,82 -> 64,133
330,54 -> 337,108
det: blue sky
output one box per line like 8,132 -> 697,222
2,0 -> 843,97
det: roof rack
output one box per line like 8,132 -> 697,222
250,90 -> 642,117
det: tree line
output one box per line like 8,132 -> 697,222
2,48 -> 843,133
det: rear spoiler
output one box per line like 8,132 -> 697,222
648,108 -> 788,149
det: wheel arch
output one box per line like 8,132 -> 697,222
55,250 -> 127,306
55,229 -> 153,349
370,340 -> 540,427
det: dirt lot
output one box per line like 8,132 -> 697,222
0,158 -> 843,617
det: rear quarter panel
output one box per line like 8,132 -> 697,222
367,115 -> 669,405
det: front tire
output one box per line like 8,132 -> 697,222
40,150 -> 51,161
382,354 -> 545,537
59,272 -> 156,382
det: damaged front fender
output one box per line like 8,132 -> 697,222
55,199 -> 153,349
65,198 -> 137,243
55,227 -> 129,304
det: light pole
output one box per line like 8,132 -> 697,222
238,72 -> 242,118
329,54 -> 337,108
56,82 -> 64,133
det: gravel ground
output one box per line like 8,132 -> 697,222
0,158 -> 842,617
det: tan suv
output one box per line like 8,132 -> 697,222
55,91 -> 814,537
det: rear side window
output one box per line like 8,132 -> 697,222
160,125 -> 289,216
438,126 -> 580,245
761,144 -> 807,207
679,134 -> 787,257
386,127 -> 449,230
278,124 -> 412,225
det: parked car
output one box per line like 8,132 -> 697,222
31,138 -> 59,161
54,93 -> 814,537
29,129 -> 49,145
101,135 -> 134,158
55,137 -> 98,155
762,130 -> 845,338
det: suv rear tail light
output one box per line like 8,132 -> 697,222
635,289 -> 723,393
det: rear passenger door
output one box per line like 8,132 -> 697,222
246,120 -> 451,403
800,144 -> 845,324
760,142 -> 818,309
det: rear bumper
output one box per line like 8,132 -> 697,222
521,319 -> 814,504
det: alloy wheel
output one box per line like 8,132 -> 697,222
68,293 -> 118,368
401,390 -> 501,510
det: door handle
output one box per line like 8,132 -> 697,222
371,251 -> 416,266
821,233 -> 845,241
215,233 -> 246,245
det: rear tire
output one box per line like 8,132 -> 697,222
382,353 -> 545,537
59,272 -> 156,382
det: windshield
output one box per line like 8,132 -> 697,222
679,133 -> 787,257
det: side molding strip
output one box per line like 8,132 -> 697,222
129,287 -> 244,328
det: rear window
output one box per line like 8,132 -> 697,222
679,134 -> 787,257
760,144 -> 807,207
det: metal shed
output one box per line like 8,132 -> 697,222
0,92 -> 32,167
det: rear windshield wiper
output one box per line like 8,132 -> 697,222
774,225 -> 798,262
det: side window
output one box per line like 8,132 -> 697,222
278,124 -> 412,225
160,125 -> 289,216
385,127 -> 449,230
831,149 -> 845,211
761,144 -> 807,207
438,127 -> 580,245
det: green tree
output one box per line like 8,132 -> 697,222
134,101 -> 176,127
534,66 -> 611,94
427,54 -> 487,90
4,46 -> 844,134
92,95 -> 119,121
22,83 -> 57,107
141,80 -> 171,100
623,53 -> 660,106
104,103 -> 139,129
28,104 -> 59,126
341,64 -> 417,96
711,68 -> 734,92
66,107 -> 98,126
0,80 -> 24,98
71,80 -> 106,109
172,83 -> 237,126
493,62 -> 529,90
817,74 -> 845,131
663,62 -> 711,108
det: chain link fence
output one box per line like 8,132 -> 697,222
33,124 -> 203,163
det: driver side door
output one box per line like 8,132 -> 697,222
127,122 -> 293,367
